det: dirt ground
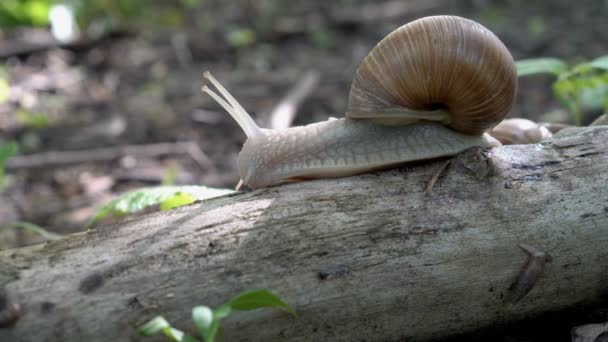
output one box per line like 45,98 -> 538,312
1,0 -> 607,340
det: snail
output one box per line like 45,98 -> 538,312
202,15 -> 518,189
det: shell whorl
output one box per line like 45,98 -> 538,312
346,15 -> 518,135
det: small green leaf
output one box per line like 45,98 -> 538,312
139,316 -> 196,342
192,305 -> 232,342
516,58 -> 567,77
0,141 -> 17,165
181,335 -> 201,342
192,306 -> 214,337
139,316 -> 171,336
160,192 -> 196,211
89,186 -> 235,225
163,327 -> 185,342
228,289 -> 296,316
571,63 -> 593,75
590,56 -> 608,71
16,110 -> 49,129
213,305 -> 231,320
225,27 -> 256,47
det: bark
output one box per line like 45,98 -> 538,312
1,126 -> 607,342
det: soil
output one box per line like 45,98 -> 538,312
0,0 -> 607,340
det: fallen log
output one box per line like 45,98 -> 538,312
1,126 -> 607,342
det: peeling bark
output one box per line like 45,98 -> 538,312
1,126 -> 607,342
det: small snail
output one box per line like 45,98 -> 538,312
202,16 -> 518,189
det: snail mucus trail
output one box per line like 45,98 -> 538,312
202,15 -> 518,189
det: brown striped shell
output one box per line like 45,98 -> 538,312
347,15 -> 518,135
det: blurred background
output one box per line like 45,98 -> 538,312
0,0 -> 607,244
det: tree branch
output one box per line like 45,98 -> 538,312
1,126 -> 607,342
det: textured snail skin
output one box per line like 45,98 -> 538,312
347,15 -> 517,135
238,118 -> 499,188
489,118 -> 552,145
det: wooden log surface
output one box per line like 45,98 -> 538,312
1,126 -> 607,342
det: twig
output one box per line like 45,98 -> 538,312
170,32 -> 193,68
425,159 -> 452,194
6,142 -> 214,171
269,70 -> 320,129
0,31 -> 132,59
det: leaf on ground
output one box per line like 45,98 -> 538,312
160,191 -> 197,211
139,316 -> 171,336
228,289 -> 296,316
0,141 -> 17,184
89,185 -> 235,226
589,56 -> 608,71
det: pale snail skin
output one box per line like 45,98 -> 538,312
202,16 -> 518,189
490,118 -> 553,145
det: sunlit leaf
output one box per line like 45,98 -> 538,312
23,0 -> 51,26
139,316 -> 189,342
160,192 -> 196,211
516,58 -> 567,77
139,316 -> 171,336
89,186 -> 234,225
590,56 -> 608,71
192,305 -> 232,342
229,289 -> 296,316
0,77 -> 9,104
192,306 -> 213,335
163,327 -> 185,342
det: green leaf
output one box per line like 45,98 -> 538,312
16,110 -> 49,129
516,58 -> 567,77
192,306 -> 214,337
590,56 -> 608,71
192,305 -> 232,342
139,316 -> 171,336
89,185 -> 235,225
0,141 -> 17,165
160,192 -> 196,211
225,27 -> 256,47
23,0 -> 51,26
181,335 -> 201,342
213,305 -> 231,320
163,327 -> 185,342
139,316 -> 188,342
0,141 -> 17,185
228,289 -> 296,316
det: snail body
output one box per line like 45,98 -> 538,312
490,118 -> 553,145
202,16 -> 517,189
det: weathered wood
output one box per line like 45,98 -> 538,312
1,127 -> 607,342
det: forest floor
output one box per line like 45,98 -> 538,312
0,1 -> 607,340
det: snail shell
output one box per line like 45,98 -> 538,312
347,15 -> 518,134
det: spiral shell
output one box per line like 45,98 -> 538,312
347,15 -> 518,135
